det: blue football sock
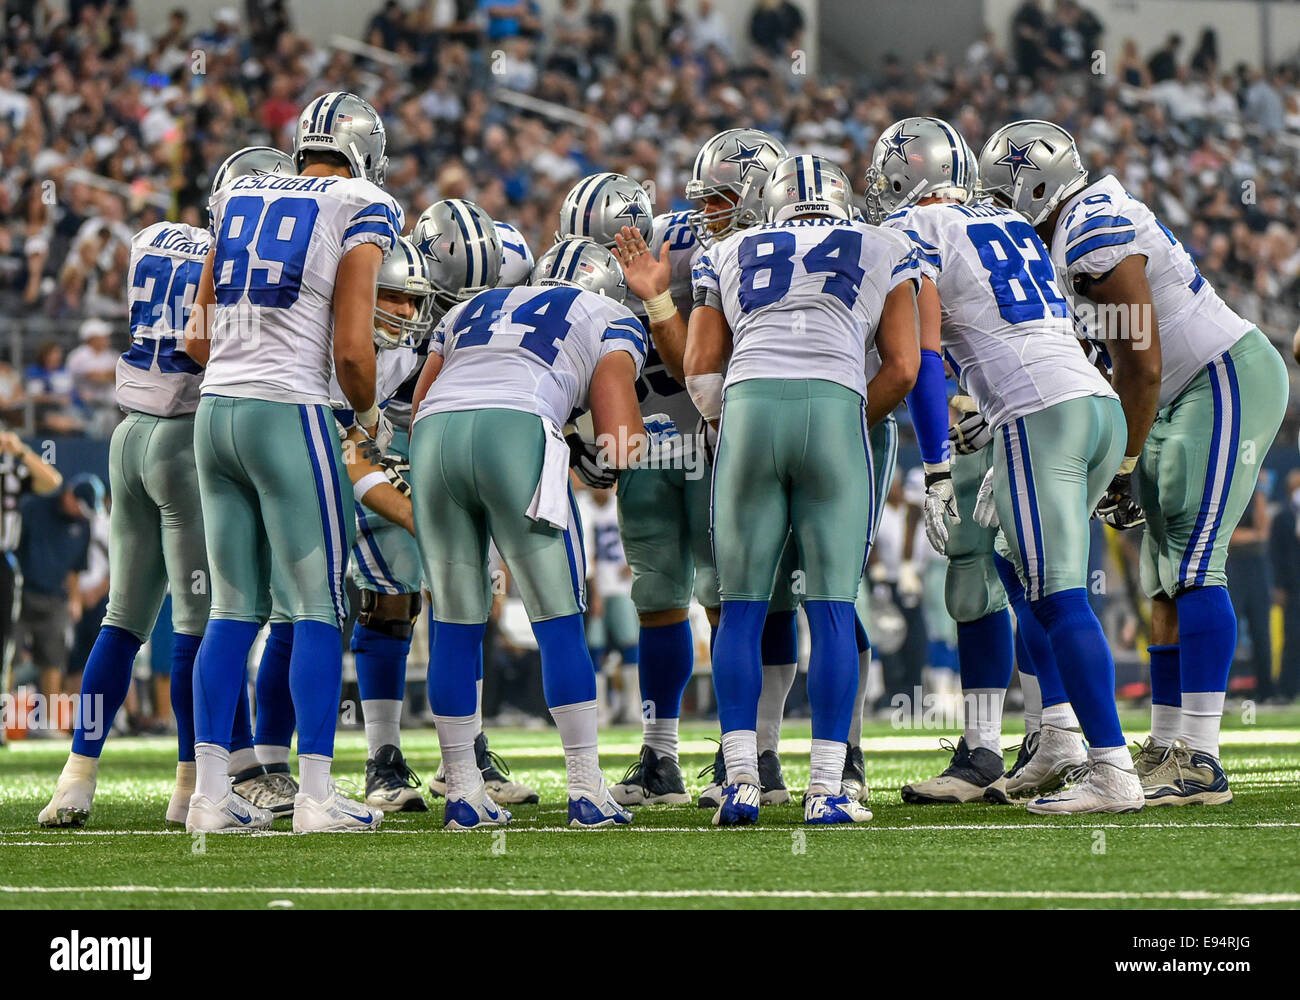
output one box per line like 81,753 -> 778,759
71,625 -> 141,758
230,674 -> 254,752
534,613 -> 598,708
712,600 -> 768,734
804,600 -> 857,743
193,619 -> 260,750
956,608 -> 1014,692
1148,643 -> 1181,707
1176,586 -> 1237,695
1032,588 -> 1124,748
761,610 -> 797,666
709,621 -> 718,658
995,552 -> 1067,707
171,632 -> 201,762
253,622 -> 295,749
637,619 -> 693,720
619,645 -> 638,665
352,623 -> 411,703
428,621 -> 484,718
289,620 -> 343,758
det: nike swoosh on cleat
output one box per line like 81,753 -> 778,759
230,809 -> 252,824
338,809 -> 374,824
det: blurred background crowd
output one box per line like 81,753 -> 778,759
2,0 -> 1299,736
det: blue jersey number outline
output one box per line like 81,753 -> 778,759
736,227 -> 866,312
966,219 -> 1068,324
213,194 -> 319,309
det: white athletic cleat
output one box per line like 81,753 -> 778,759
185,789 -> 274,833
1026,760 -> 1145,815
38,776 -> 96,828
233,764 -> 299,819
804,785 -> 873,824
1005,724 -> 1088,800
292,780 -> 383,833
165,762 -> 196,826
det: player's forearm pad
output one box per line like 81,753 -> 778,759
686,373 -> 723,423
906,349 -> 952,466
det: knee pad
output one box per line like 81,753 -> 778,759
355,589 -> 420,641
945,554 -> 1007,623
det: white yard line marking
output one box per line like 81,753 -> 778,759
0,884 -> 1294,904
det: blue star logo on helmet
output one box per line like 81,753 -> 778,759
614,190 -> 646,224
996,138 -> 1040,182
722,138 -> 772,179
416,230 -> 443,263
882,126 -> 918,166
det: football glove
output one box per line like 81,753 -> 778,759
949,409 -> 993,455
973,466 -> 999,528
380,454 -> 412,499
362,411 -> 395,454
1094,472 -> 1145,529
566,431 -> 617,490
922,464 -> 960,554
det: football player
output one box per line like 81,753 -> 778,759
867,116 -> 1140,814
408,238 -> 658,829
183,92 -> 401,833
686,154 -> 922,825
495,220 -> 535,288
980,121 -> 1289,805
34,152 -> 295,827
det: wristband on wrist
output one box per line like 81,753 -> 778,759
355,403 -> 380,429
353,470 -> 388,503
643,290 -> 677,324
1118,454 -> 1139,475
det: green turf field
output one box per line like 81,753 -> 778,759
2,709 -> 1298,910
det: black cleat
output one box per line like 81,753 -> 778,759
759,749 -> 791,805
842,744 -> 868,802
611,745 -> 691,805
697,745 -> 727,809
475,731 -> 539,804
365,744 -> 428,812
901,737 -> 1008,804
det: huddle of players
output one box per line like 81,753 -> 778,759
37,89 -> 1284,833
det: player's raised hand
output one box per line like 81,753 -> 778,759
613,225 -> 671,304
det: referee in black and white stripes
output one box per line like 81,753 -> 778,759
0,429 -> 63,745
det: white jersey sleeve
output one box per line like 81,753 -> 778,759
1053,175 -> 1251,407
117,221 -> 212,417
415,285 -> 646,430
886,201 -> 1113,429
699,217 -> 918,400
203,174 -> 403,405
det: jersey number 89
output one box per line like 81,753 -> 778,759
214,195 -> 319,310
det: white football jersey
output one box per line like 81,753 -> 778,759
885,201 -> 1114,428
329,345 -> 422,428
495,221 -> 535,287
416,284 -> 647,430
694,216 -> 920,400
1052,175 -> 1252,409
118,221 -> 212,417
580,493 -> 632,598
624,211 -> 703,435
204,173 -> 403,405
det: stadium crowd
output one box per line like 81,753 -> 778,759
1,0 -> 1299,734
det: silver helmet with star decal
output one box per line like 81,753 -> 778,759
555,172 -> 653,248
977,121 -> 1088,226
685,128 -> 788,246
208,146 -> 295,228
762,154 -> 855,223
412,198 -> 504,318
532,238 -> 628,305
293,91 -> 389,185
864,116 -> 976,224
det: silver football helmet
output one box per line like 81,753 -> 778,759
374,236 -> 434,351
864,117 -> 977,224
685,128 -> 788,245
208,146 -> 295,226
532,238 -> 628,305
293,91 -> 388,185
411,199 -> 504,317
555,172 -> 653,248
494,221 -> 535,288
978,121 -> 1089,226
762,154 -> 855,223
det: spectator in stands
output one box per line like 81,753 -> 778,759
1012,0 -> 1048,78
1271,469 -> 1300,704
749,0 -> 805,59
0,361 -> 26,427
1228,482 -> 1275,701
1148,33 -> 1182,84
65,317 -> 118,438
24,343 -> 82,435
